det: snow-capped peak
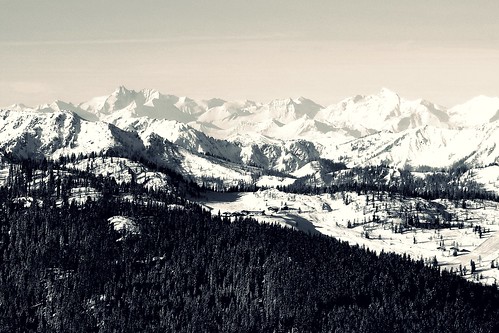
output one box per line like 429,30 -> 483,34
2,86 -> 499,175
114,85 -> 135,96
448,95 -> 499,127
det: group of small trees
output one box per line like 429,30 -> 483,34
281,165 -> 498,203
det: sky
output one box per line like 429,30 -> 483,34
1,0 -> 498,107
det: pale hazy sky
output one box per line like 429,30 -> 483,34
1,0 -> 498,107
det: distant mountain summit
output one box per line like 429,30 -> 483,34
315,88 -> 449,136
78,86 -> 205,123
2,86 -> 499,171
5,86 -> 496,138
448,96 -> 499,127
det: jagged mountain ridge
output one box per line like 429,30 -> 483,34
0,108 -> 328,186
2,87 -> 499,175
0,109 -> 145,159
0,109 -> 270,185
324,124 -> 499,169
314,88 -> 451,136
8,86 -> 499,138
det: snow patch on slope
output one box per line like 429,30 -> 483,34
108,216 -> 139,234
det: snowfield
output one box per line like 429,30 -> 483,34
465,165 -> 499,196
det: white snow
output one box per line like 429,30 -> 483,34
291,161 -> 321,178
464,165 -> 499,196
448,96 -> 499,128
256,175 -> 296,187
108,216 -> 139,234
328,125 -> 499,169
0,164 -> 8,186
12,196 -> 38,208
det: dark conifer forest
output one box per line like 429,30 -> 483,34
1,158 -> 499,332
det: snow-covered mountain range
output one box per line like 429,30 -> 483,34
2,86 -> 499,180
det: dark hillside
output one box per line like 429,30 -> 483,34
1,190 -> 499,332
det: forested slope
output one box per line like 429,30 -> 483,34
1,191 -> 499,332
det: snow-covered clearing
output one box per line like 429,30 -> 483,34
465,165 -> 499,196
107,216 -> 140,234
202,189 -> 499,286
176,149 -> 255,187
256,175 -> 296,187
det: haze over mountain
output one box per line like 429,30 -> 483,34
2,86 -> 499,178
